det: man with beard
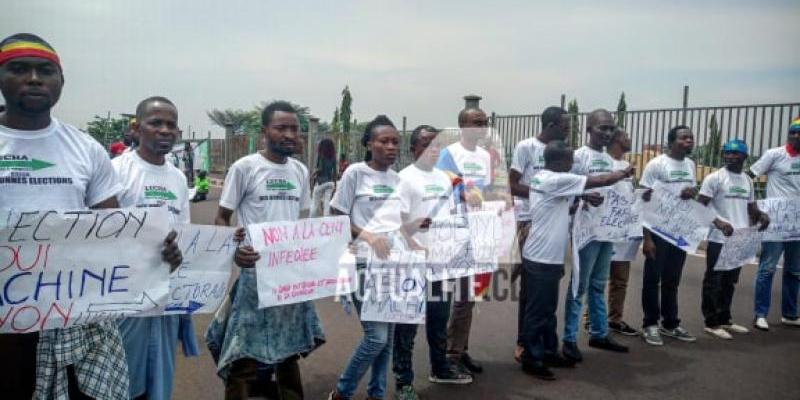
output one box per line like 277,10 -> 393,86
206,101 -> 324,400
0,33 -> 182,399
113,96 -> 199,400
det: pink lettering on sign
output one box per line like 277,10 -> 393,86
267,247 -> 318,267
261,226 -> 289,246
0,301 -> 73,333
0,244 -> 52,273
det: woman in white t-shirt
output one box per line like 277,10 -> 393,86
328,115 -> 408,400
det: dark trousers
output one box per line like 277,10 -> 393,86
514,221 -> 531,345
392,323 -> 417,388
191,192 -> 208,202
701,242 -> 742,327
519,258 -> 563,363
225,357 -> 303,400
608,261 -> 631,324
642,231 -> 687,329
425,281 -> 452,376
0,332 -> 38,400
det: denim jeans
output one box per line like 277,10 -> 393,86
754,241 -> 800,319
563,241 -> 613,343
520,259 -> 563,363
335,294 -> 395,399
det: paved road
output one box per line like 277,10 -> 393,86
174,188 -> 800,400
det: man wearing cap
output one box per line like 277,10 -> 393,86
697,139 -> 769,339
750,117 -> 800,330
0,33 -> 182,399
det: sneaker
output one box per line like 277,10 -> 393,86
754,317 -> 769,331
660,326 -> 697,342
521,361 -> 556,381
704,326 -> 733,340
394,385 -> 420,400
459,353 -> 483,374
609,321 -> 640,336
543,353 -> 576,368
642,325 -> 663,346
428,368 -> 473,385
781,317 -> 800,327
721,323 -> 749,334
561,341 -> 583,362
588,336 -> 629,352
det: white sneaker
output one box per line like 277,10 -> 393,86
781,317 -> 800,327
754,317 -> 769,331
722,323 -> 750,334
642,325 -> 663,346
704,327 -> 733,340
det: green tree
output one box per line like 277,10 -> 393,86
567,99 -> 580,146
616,92 -> 627,128
85,114 -> 129,146
702,114 -> 722,167
206,109 -> 253,134
340,86 -> 352,134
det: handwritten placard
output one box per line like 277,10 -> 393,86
248,216 -> 355,308
592,187 -> 643,242
570,202 -> 596,297
360,248 -> 427,324
757,198 -> 800,242
481,201 -> 518,263
639,184 -> 714,253
160,224 -> 237,315
714,227 -> 762,271
0,208 -> 170,333
421,213 -> 498,281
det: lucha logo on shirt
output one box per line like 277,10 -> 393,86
144,185 -> 177,200
0,154 -> 55,171
463,162 -> 483,172
792,161 -> 800,170
669,170 -> 691,179
729,186 -> 748,195
424,184 -> 445,194
265,179 -> 297,191
591,159 -> 610,168
372,184 -> 395,195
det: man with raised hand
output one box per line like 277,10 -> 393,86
750,117 -> 800,330
205,101 -> 324,400
698,139 -> 769,339
0,33 -> 181,399
113,96 -> 199,400
561,109 -> 632,363
436,105 -> 492,376
508,106 -> 570,362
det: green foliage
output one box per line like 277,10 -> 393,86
616,92 -> 627,128
567,99 -> 580,146
85,115 -> 129,146
340,86 -> 352,134
700,114 -> 722,167
207,101 -> 312,138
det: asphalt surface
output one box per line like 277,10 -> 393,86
173,187 -> 800,400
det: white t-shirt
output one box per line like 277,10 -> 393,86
510,137 -> 546,221
699,168 -> 755,243
522,169 -> 587,264
0,118 -> 122,210
219,153 -> 310,227
112,150 -> 190,224
640,154 -> 696,192
571,145 -> 615,176
440,141 -> 492,188
750,146 -> 800,199
398,164 -> 454,246
330,161 -> 403,234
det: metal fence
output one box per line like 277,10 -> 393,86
493,102 -> 800,197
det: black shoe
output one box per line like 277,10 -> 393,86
522,361 -> 556,381
588,336 -> 629,353
609,321 -> 640,336
428,367 -> 473,384
459,353 -> 483,374
561,342 -> 583,362
543,354 -> 576,368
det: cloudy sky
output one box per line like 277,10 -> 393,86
3,0 -> 799,138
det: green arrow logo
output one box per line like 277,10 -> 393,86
266,180 -> 297,191
0,158 -> 55,171
144,189 -> 177,200
373,184 -> 395,194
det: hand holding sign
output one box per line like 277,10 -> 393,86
163,230 -> 182,272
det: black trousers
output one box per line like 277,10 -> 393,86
519,258 -> 563,363
642,231 -> 687,329
0,332 -> 37,400
701,241 -> 742,327
424,280 -> 453,376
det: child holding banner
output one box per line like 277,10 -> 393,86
328,115 -> 411,400
114,97 -> 199,400
519,140 -> 632,380
697,139 -> 769,340
749,118 -> 800,330
205,101 -> 324,400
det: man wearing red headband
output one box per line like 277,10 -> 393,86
0,33 -> 182,400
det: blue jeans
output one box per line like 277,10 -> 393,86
336,296 -> 395,399
754,241 -> 800,319
563,241 -> 613,343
